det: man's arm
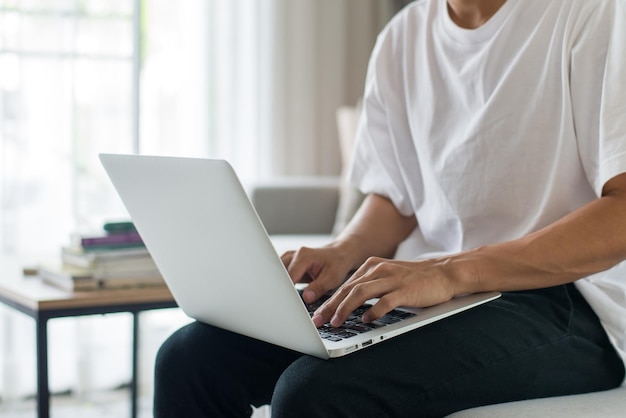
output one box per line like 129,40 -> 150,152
335,193 -> 418,266
462,171 -> 626,293
312,172 -> 626,328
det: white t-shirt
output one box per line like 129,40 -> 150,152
349,0 -> 626,369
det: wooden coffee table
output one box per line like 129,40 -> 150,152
0,257 -> 178,418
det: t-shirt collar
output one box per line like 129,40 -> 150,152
439,0 -> 515,45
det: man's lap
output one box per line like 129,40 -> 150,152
154,284 -> 625,417
273,284 -> 623,416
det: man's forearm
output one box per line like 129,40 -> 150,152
334,193 -> 418,270
456,173 -> 626,295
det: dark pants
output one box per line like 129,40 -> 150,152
153,284 -> 624,417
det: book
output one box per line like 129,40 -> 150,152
102,221 -> 137,234
61,246 -> 152,269
75,260 -> 160,278
38,264 -> 100,291
39,263 -> 165,291
44,221 -> 165,291
71,230 -> 145,249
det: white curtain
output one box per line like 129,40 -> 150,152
0,0 -> 401,406
263,0 -> 398,178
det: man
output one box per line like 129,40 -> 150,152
154,0 -> 626,416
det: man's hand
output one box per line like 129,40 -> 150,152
281,193 -> 421,324
281,244 -> 355,304
310,256 -> 460,328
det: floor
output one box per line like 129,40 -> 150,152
0,389 -> 272,418
0,389 -> 153,418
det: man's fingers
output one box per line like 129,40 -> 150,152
302,285 -> 319,304
283,246 -> 351,303
361,294 -> 404,323
313,277 -> 389,327
284,247 -> 318,284
302,273 -> 340,303
280,251 -> 294,268
334,279 -> 394,326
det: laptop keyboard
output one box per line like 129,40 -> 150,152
301,291 -> 416,342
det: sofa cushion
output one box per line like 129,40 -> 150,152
250,178 -> 340,235
446,385 -> 626,418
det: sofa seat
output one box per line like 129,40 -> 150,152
252,385 -> 626,417
447,385 -> 626,417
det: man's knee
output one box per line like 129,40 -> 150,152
155,322 -> 203,385
271,357 -> 345,417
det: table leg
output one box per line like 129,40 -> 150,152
35,317 -> 50,418
131,311 -> 139,418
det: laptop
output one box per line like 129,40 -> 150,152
100,154 -> 500,359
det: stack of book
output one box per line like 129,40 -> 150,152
39,221 -> 165,291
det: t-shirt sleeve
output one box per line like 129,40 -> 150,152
573,1 -> 626,196
347,24 -> 416,216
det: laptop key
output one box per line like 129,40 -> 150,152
322,335 -> 343,342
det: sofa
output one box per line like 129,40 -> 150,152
249,177 -> 626,417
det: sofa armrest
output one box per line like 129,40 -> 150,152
249,177 -> 340,235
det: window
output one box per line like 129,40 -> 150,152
0,0 -> 226,255
0,0 -> 215,398
0,0 -> 138,254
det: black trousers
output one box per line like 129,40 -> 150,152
153,284 -> 624,417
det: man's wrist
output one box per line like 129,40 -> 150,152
444,250 -> 488,296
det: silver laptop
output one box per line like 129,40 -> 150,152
100,154 -> 500,359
